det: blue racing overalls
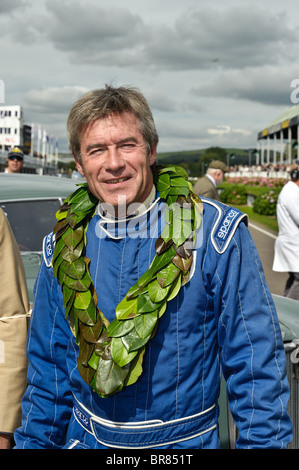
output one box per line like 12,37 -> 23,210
14,196 -> 293,449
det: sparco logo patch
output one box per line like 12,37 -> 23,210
217,209 -> 239,240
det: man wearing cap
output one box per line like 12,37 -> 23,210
5,147 -> 24,174
193,160 -> 228,200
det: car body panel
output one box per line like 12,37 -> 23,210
0,173 -> 80,301
273,294 -> 299,341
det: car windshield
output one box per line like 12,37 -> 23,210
1,199 -> 62,252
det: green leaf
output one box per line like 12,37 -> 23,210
80,316 -> 103,343
156,262 -> 181,288
137,267 -> 157,289
126,283 -> 148,301
107,318 -> 135,338
73,301 -> 97,325
168,186 -> 190,198
115,296 -> 139,320
78,335 -> 94,367
161,223 -> 173,244
93,355 -> 130,396
52,253 -> 64,278
157,166 -> 188,179
53,236 -> 67,263
170,176 -> 190,188
163,206 -> 173,225
74,290 -> 92,309
62,284 -> 75,308
148,279 -> 172,302
121,329 -> 151,353
134,311 -> 158,339
147,245 -> 176,277
60,240 -> 84,263
62,225 -> 84,251
166,194 -> 178,206
167,274 -> 182,301
64,272 -> 91,292
53,219 -> 69,237
94,330 -> 110,357
171,216 -> 192,247
71,195 -> 97,214
77,361 -> 94,384
156,173 -> 170,192
158,303 -> 167,318
55,207 -> 69,222
88,351 -> 100,370
124,349 -> 145,387
111,337 -> 138,367
65,212 -> 78,228
137,293 -> 164,313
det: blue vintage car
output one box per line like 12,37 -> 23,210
1,172 -> 298,448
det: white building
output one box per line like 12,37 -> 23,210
0,105 -> 23,151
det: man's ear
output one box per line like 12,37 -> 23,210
73,153 -> 85,176
149,142 -> 157,166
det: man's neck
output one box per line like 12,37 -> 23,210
99,185 -> 156,220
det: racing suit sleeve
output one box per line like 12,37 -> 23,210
212,221 -> 293,448
14,259 -> 73,449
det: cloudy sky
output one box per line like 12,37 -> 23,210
1,0 -> 299,154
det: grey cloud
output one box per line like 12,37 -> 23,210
2,2 -> 297,72
146,91 -> 178,112
41,3 -> 297,71
191,66 -> 298,106
146,6 -> 297,70
23,86 -> 89,119
43,0 -> 147,56
0,0 -> 28,14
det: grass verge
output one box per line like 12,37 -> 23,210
231,205 -> 278,233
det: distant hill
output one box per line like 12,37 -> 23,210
157,147 -> 251,176
157,147 -> 249,163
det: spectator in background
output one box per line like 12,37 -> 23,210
0,208 -> 29,448
5,147 -> 24,174
273,162 -> 299,300
193,160 -> 228,200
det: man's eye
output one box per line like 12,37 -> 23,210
89,148 -> 104,155
121,143 -> 135,149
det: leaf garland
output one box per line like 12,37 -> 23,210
52,165 -> 203,397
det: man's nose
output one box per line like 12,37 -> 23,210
105,146 -> 126,171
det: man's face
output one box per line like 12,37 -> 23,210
7,155 -> 23,173
214,170 -> 224,185
75,113 -> 157,211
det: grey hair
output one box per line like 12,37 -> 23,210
67,85 -> 159,164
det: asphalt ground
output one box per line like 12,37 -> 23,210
248,221 -> 287,296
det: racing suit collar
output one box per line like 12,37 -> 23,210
96,185 -> 162,240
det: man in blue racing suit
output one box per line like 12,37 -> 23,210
14,86 -> 292,449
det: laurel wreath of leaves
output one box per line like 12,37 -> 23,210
52,165 -> 203,397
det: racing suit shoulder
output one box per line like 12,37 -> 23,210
42,232 -> 55,267
201,197 -> 248,254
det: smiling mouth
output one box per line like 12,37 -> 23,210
105,177 -> 130,184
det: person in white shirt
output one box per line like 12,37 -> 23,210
273,162 -> 299,300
